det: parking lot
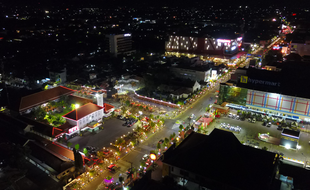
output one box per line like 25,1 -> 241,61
211,115 -> 310,163
68,118 -> 137,151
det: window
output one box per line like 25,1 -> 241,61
180,170 -> 189,177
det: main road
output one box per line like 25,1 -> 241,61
82,84 -> 220,190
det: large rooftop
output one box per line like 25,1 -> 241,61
163,129 -> 278,190
62,103 -> 104,121
19,86 -> 75,112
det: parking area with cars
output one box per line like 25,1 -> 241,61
117,115 -> 138,127
212,113 -> 310,164
219,122 -> 241,133
68,118 -> 137,151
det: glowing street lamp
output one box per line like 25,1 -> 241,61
75,104 -> 80,109
150,153 -> 157,161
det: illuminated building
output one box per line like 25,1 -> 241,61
62,103 -> 114,130
165,35 -> 242,58
219,66 -> 310,121
106,33 -> 136,57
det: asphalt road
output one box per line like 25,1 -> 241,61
80,85 -> 221,190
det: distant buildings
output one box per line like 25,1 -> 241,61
162,129 -> 280,190
165,35 -> 242,58
106,33 -> 136,57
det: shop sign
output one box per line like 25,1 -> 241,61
69,126 -> 79,134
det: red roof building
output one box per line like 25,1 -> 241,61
62,103 -> 114,130
19,86 -> 75,112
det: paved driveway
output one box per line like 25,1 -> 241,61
68,118 -> 135,151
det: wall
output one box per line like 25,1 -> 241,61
291,43 -> 310,57
246,90 -> 310,118
77,109 -> 103,129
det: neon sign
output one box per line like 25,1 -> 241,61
237,37 -> 242,41
124,33 -> 131,37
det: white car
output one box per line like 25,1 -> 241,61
228,113 -> 232,118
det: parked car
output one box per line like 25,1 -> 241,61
263,121 -> 267,126
251,118 -> 256,123
248,118 -> 252,122
277,126 -> 283,131
107,164 -> 118,172
267,122 -> 272,127
142,154 -> 149,160
228,113 -> 232,118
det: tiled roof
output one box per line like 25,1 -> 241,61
104,103 -> 114,113
19,86 -> 75,112
62,103 -> 104,121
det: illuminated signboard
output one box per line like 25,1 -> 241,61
124,33 -> 131,37
69,126 -> 79,134
231,46 -> 237,51
237,37 -> 243,41
217,39 -> 231,43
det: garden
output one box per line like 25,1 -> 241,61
28,95 -> 87,127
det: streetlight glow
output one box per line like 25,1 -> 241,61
150,153 -> 157,161
75,104 -> 80,109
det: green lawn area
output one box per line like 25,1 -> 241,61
53,107 -> 73,118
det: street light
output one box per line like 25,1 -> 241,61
150,153 -> 157,161
75,104 -> 80,109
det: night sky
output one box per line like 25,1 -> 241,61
2,0 -> 309,7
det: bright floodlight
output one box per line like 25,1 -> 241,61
75,104 -> 80,109
285,144 -> 290,149
297,145 -> 301,150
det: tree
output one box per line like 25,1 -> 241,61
125,100 -> 130,107
73,148 -> 83,176
119,176 -> 124,185
33,107 -> 46,121
164,138 -> 169,145
149,114 -> 154,119
67,142 -> 72,148
75,144 -> 80,150
179,125 -> 184,131
262,146 -> 268,151
157,143 -> 161,150
83,148 -> 89,157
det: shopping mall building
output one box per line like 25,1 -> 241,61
165,34 -> 246,66
219,64 -> 310,122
